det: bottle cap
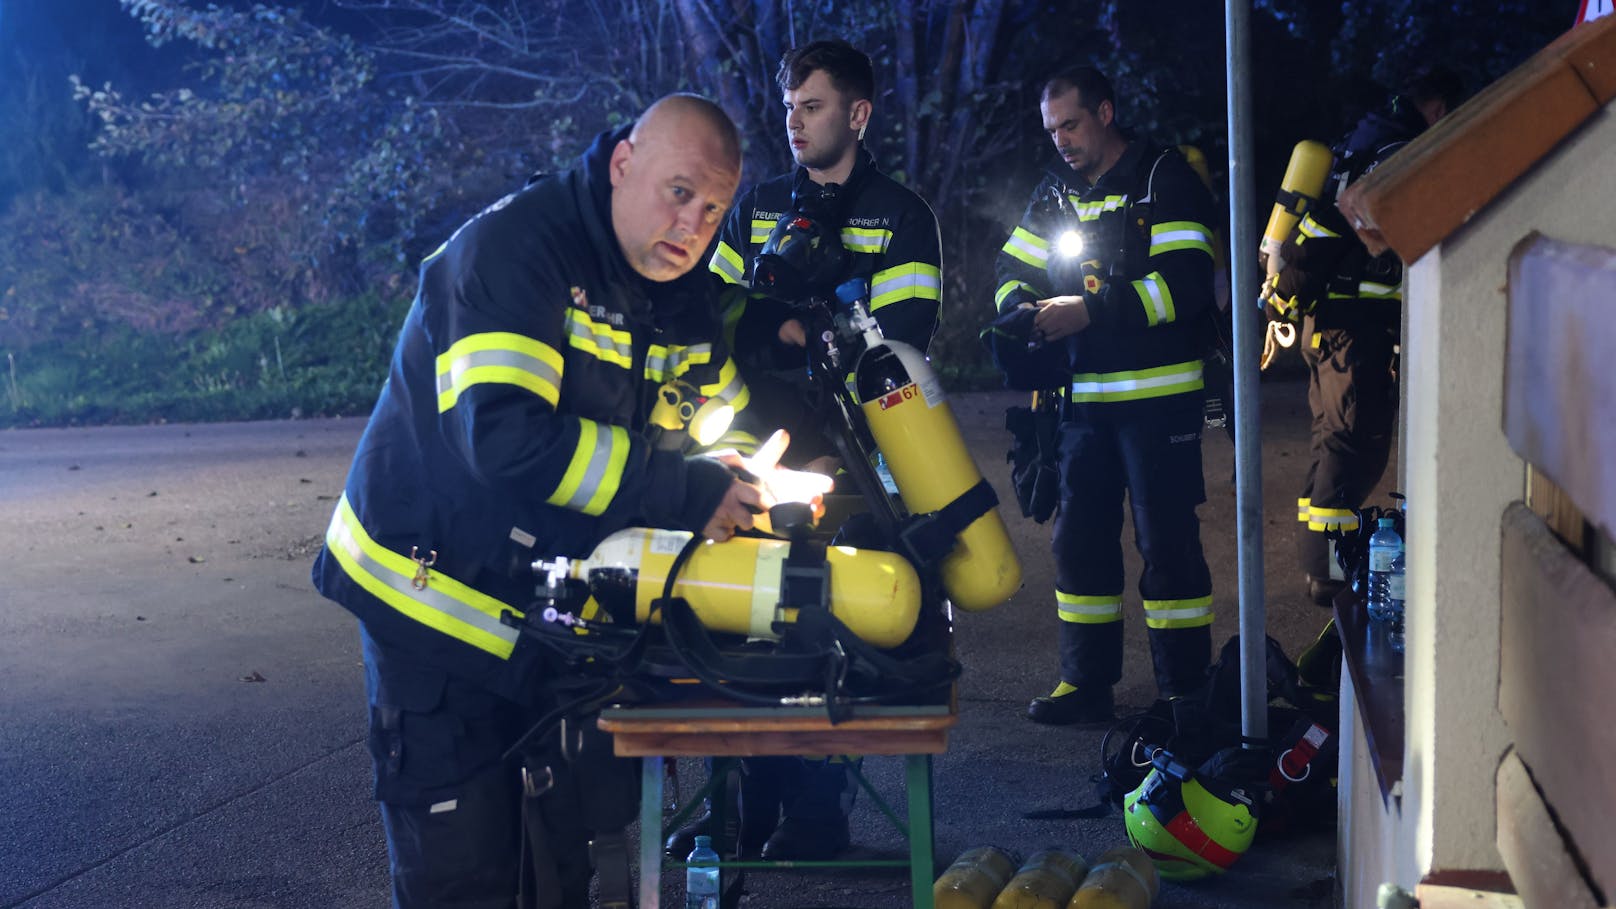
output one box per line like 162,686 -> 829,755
694,835 -> 711,848
1378,517 -> 1394,528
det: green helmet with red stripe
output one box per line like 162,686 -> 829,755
1123,748 -> 1258,881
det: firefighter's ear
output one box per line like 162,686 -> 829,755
849,98 -> 872,140
1096,98 -> 1115,129
608,138 -> 635,188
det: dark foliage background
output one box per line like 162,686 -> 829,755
0,0 -> 1573,426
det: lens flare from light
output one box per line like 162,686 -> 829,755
1056,230 -> 1084,258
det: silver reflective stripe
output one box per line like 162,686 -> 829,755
554,425 -> 620,512
436,348 -> 560,400
1138,275 -> 1170,324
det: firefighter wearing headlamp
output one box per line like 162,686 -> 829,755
989,65 -> 1217,726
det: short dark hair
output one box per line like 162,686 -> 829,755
776,40 -> 875,102
1040,65 -> 1115,114
1403,64 -> 1464,112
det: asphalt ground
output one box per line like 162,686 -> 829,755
0,375 -> 1368,908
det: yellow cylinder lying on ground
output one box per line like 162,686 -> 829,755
934,846 -> 1018,909
856,339 -> 1022,611
1259,139 -> 1333,275
566,527 -> 922,649
991,850 -> 1089,909
1068,846 -> 1159,909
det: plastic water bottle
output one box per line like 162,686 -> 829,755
1366,517 -> 1403,625
1386,549 -> 1406,652
685,835 -> 720,909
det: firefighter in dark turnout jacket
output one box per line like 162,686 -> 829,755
990,66 -> 1216,726
1266,68 -> 1460,604
668,40 -> 943,865
311,96 -> 759,909
710,40 -> 942,468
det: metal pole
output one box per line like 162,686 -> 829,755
1225,0 -> 1267,749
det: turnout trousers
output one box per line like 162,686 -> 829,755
1296,316 -> 1398,579
1051,396 -> 1213,698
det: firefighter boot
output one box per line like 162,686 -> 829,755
1029,621 -> 1121,725
1026,683 -> 1115,725
664,760 -> 780,859
760,757 -> 855,861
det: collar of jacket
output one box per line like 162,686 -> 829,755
789,143 -> 878,204
1043,138 -> 1151,197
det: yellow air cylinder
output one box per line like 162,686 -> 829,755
934,846 -> 1019,909
566,527 -> 922,649
1259,139 -> 1333,277
991,850 -> 1089,909
855,338 -> 1022,611
1067,846 -> 1159,909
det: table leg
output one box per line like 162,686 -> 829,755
640,756 -> 664,909
905,754 -> 935,909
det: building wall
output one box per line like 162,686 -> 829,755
1342,102 -> 1616,901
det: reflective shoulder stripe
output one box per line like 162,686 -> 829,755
1358,280 -> 1401,300
547,419 -> 631,516
996,279 -> 1035,309
436,332 -> 564,413
1002,226 -> 1051,268
699,357 -> 749,414
1149,220 -> 1214,257
1296,497 -> 1311,522
326,494 -> 521,658
1143,595 -> 1214,629
644,343 -> 714,383
869,262 -> 942,311
749,218 -> 775,245
564,308 -> 633,368
1131,272 -> 1177,327
1070,359 -> 1204,403
710,241 -> 745,286
1056,591 -> 1123,624
841,226 -> 893,254
1297,214 -> 1340,239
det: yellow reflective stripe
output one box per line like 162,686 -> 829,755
1070,359 -> 1203,403
1150,220 -> 1214,257
422,241 -> 448,264
840,226 -> 893,254
749,218 -> 775,245
564,309 -> 632,368
1359,280 -> 1400,300
1002,227 -> 1050,268
869,262 -> 942,311
699,358 -> 749,414
1132,272 -> 1177,327
1306,506 -> 1359,533
1297,497 -> 1311,523
644,343 -> 714,383
435,332 -> 563,412
1143,595 -> 1215,629
1076,194 -> 1128,221
547,419 -> 630,516
325,494 -> 521,658
1057,591 -> 1123,624
1297,214 -> 1339,239
710,241 -> 745,286
712,429 -> 759,456
996,279 -> 1035,309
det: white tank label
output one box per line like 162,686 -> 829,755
586,529 -> 647,570
917,372 -> 947,408
648,528 -> 693,555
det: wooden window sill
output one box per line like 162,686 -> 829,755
1334,588 -> 1405,803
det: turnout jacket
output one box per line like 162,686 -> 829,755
1270,101 -> 1424,331
709,146 -> 943,353
312,128 -> 748,708
993,141 -> 1217,410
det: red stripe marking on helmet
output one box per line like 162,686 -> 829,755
1165,811 -> 1241,869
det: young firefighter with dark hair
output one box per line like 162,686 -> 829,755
311,95 -> 763,909
986,66 -> 1217,726
668,38 -> 944,863
1265,66 -> 1461,606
